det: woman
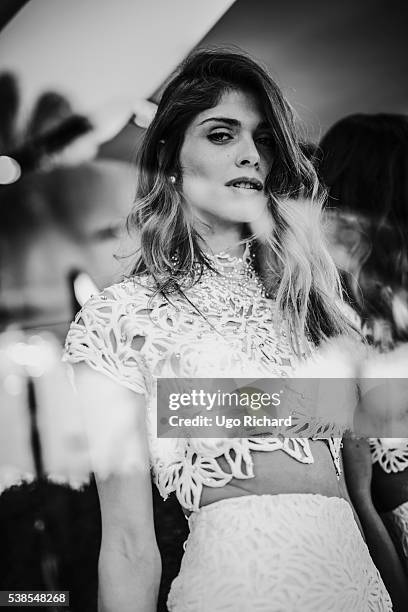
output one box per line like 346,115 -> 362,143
64,51 -> 395,611
319,113 -> 408,581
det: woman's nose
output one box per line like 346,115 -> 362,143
235,138 -> 260,168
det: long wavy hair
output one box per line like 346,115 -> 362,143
128,49 -> 353,353
318,113 -> 408,344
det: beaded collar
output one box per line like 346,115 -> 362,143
176,241 -> 271,342
202,240 -> 266,291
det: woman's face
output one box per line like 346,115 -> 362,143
179,89 -> 274,228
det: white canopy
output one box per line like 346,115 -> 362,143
0,0 -> 235,116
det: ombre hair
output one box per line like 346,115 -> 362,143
128,49 -> 353,353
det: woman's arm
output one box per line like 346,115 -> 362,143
96,470 -> 161,612
343,438 -> 408,611
74,365 -> 161,612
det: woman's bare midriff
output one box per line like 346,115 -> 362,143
182,440 -> 363,534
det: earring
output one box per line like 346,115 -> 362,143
169,175 -> 176,184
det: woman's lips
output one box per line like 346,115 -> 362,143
225,176 -> 264,191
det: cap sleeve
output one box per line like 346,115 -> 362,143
63,288 -> 149,397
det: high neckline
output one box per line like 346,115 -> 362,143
204,241 -> 252,275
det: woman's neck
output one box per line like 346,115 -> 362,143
198,222 -> 246,258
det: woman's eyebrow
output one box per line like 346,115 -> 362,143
198,117 -> 269,131
198,117 -> 240,127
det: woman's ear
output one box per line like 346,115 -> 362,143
156,138 -> 180,185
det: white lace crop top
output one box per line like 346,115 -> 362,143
64,248 -> 343,511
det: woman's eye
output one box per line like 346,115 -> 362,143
208,131 -> 232,143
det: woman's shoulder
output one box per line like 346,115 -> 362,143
93,274 -> 156,303
74,275 -> 156,321
64,276 -> 155,393
65,275 -> 159,354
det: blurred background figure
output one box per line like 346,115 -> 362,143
318,113 -> 408,347
0,71 -> 137,342
318,113 -> 408,578
0,71 -> 142,611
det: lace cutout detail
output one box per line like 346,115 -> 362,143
287,412 -> 344,476
64,287 -> 151,396
64,255 -> 346,511
248,436 -> 314,463
369,438 -> 408,473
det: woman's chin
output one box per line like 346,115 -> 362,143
216,197 -> 269,224
191,196 -> 269,227
234,203 -> 269,225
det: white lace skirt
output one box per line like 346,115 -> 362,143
167,494 -> 392,612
